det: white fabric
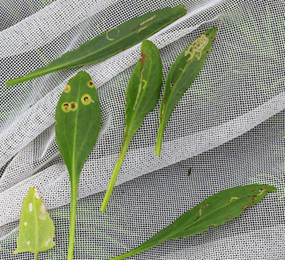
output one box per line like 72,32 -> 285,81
1,0 -> 285,259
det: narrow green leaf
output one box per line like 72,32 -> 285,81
155,27 -> 217,156
101,40 -> 163,212
6,5 -> 186,86
14,187 -> 55,260
110,184 -> 276,260
55,71 -> 101,260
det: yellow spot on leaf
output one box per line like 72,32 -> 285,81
27,240 -> 30,245
87,80 -> 94,88
70,102 -> 78,112
64,84 -> 71,93
61,102 -> 70,113
81,94 -> 92,105
24,222 -> 27,226
29,203 -> 33,212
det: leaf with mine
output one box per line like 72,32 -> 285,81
110,184 -> 276,260
155,27 -> 217,156
55,71 -> 101,259
101,40 -> 163,212
14,187 -> 55,260
6,5 -> 186,86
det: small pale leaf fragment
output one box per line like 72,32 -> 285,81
14,187 -> 55,256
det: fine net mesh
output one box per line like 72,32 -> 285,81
1,0 -> 285,259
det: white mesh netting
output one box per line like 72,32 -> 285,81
1,0 -> 285,259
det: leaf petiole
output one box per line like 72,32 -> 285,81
155,120 -> 165,156
67,178 -> 79,260
101,137 -> 131,213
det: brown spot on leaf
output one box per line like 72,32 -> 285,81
70,102 -> 78,111
141,53 -> 147,65
243,205 -> 251,210
225,215 -> 231,220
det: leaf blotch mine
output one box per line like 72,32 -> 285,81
184,34 -> 209,62
81,94 -> 92,105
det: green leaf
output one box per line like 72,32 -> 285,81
101,40 -> 163,212
14,187 -> 55,260
155,27 -> 217,156
110,184 -> 276,260
6,5 -> 186,86
55,71 -> 101,260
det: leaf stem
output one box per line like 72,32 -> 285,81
155,122 -> 164,156
101,137 -> 131,213
67,179 -> 79,260
34,252 -> 38,260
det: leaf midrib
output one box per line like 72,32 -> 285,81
71,77 -> 82,180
